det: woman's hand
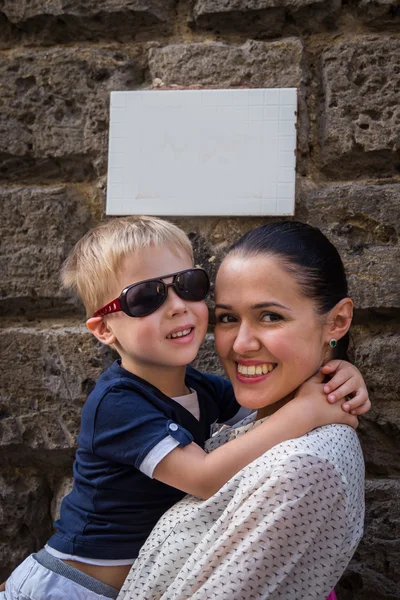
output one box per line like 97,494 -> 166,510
292,371 -> 358,430
321,360 -> 371,415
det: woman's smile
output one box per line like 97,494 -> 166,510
236,361 -> 277,383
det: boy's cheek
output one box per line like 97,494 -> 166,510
197,303 -> 210,334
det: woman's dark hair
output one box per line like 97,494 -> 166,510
227,221 -> 350,360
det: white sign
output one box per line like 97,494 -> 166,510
107,88 -> 297,216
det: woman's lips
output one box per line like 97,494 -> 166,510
235,361 -> 277,383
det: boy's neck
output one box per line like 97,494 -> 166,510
120,360 -> 189,398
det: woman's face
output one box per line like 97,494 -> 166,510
214,252 -> 331,413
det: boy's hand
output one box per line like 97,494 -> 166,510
322,360 -> 371,415
0,581 -> 5,592
292,371 -> 358,430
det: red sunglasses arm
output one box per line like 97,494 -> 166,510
93,298 -> 122,318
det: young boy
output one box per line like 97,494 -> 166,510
0,216 -> 369,600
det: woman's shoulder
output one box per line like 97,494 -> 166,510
272,425 -> 364,496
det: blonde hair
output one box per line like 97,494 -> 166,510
61,216 -> 193,316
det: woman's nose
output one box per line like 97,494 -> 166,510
232,323 -> 261,355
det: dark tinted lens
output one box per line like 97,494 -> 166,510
126,280 -> 166,317
174,270 -> 209,301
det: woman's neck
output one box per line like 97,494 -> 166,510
256,393 -> 295,420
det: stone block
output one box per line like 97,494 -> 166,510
352,326 -> 400,405
319,37 -> 400,177
0,1 -> 175,45
352,0 -> 400,27
149,39 -> 304,88
351,326 -> 400,476
0,470 -> 53,581
0,47 -> 143,180
0,186 -> 94,313
191,0 -> 341,36
337,478 -> 400,600
0,322 -> 115,455
296,183 -> 400,309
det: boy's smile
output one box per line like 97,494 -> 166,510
92,245 -> 209,397
166,325 -> 195,342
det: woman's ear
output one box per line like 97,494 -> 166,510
326,297 -> 354,342
86,316 -> 117,346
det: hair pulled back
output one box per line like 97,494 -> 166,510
227,221 -> 350,360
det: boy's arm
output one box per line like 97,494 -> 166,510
153,373 -> 357,500
321,360 -> 371,415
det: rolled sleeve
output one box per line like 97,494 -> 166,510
139,423 -> 194,478
91,388 -> 193,469
139,435 -> 180,478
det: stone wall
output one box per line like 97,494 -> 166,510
0,2 -> 399,598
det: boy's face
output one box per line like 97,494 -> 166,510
99,245 -> 209,392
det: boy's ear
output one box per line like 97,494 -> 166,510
86,316 -> 117,346
326,298 -> 354,342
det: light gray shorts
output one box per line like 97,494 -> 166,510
0,549 -> 119,600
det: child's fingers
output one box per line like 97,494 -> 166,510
341,390 -> 370,413
350,397 -> 371,415
345,392 -> 371,414
321,359 -> 342,373
321,359 -> 342,372
310,370 -> 325,384
344,387 -> 368,407
324,375 -> 356,399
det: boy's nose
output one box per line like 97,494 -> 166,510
165,287 -> 188,316
232,323 -> 261,355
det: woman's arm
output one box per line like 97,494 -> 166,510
154,375 -> 357,499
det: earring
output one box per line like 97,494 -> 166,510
329,338 -> 337,348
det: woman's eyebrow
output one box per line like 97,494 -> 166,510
252,302 -> 289,310
215,302 -> 289,310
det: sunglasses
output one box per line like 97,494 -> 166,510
93,268 -> 210,318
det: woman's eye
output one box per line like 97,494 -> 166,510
261,312 -> 282,323
216,314 -> 237,324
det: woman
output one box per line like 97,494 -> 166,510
119,221 -> 365,600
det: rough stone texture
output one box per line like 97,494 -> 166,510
192,333 -> 225,377
353,0 -> 400,27
336,478 -> 400,600
51,476 -> 74,522
0,47 -> 144,181
148,39 -> 304,88
296,183 -> 400,309
0,0 -> 173,22
0,186 -> 95,315
0,1 -> 175,45
191,0 -> 342,36
319,37 -> 400,178
351,325 -> 400,476
0,471 -> 53,582
0,323 -> 114,459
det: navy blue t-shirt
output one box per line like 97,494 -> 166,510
47,361 -> 239,560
